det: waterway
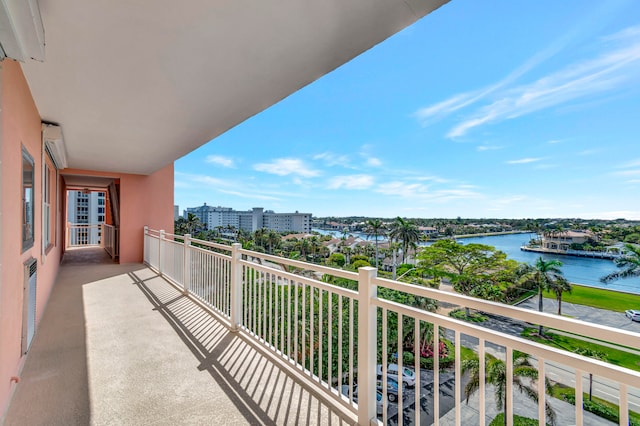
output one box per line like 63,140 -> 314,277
313,229 -> 640,294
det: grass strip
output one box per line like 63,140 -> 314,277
551,384 -> 640,426
521,328 -> 640,372
543,284 -> 640,312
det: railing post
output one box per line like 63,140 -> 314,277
142,225 -> 151,265
159,229 -> 165,275
230,243 -> 242,332
183,234 -> 191,295
357,266 -> 378,425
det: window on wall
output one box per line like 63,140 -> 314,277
22,147 -> 35,252
43,151 -> 56,251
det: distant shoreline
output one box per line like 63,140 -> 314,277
453,230 -> 532,239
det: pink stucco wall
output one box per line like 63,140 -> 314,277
61,165 -> 174,263
0,60 -> 63,416
0,60 -> 174,417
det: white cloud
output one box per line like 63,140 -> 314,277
313,152 -> 352,168
416,25 -> 640,138
205,155 -> 235,168
506,157 -> 543,165
367,157 -> 382,167
218,189 -> 281,201
577,149 -> 598,156
253,158 -> 320,177
476,145 -> 502,152
547,139 -> 564,144
614,169 -> 640,176
327,174 -> 374,190
375,181 -> 482,203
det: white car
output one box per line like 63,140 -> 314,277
376,364 -> 416,387
625,309 -> 640,322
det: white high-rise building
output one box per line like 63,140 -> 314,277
67,191 -> 106,243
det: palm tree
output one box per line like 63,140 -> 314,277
266,230 -> 281,254
462,352 -> 556,426
186,213 -> 203,235
389,217 -> 420,264
601,243 -> 640,282
573,348 -> 607,401
365,219 -> 385,269
547,276 -> 572,315
518,257 -> 566,335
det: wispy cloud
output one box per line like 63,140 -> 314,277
218,189 -> 281,201
415,25 -> 640,138
313,152 -> 352,168
578,149 -> 598,156
206,155 -> 235,168
253,158 -> 320,177
327,174 -> 374,190
366,157 -> 382,167
375,181 -> 482,202
506,157 -> 543,165
547,139 -> 564,144
477,145 -> 503,152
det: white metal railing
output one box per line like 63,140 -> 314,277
144,227 -> 640,426
67,223 -> 101,247
104,224 -> 119,259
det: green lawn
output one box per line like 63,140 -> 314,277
551,384 -> 640,426
521,328 -> 640,372
543,284 -> 640,312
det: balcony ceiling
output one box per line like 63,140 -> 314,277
21,0 -> 449,175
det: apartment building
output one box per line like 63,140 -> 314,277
184,204 -> 311,233
67,191 -> 106,244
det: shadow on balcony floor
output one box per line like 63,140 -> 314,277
4,262 -> 355,425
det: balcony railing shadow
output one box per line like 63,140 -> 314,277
129,269 -> 356,425
5,259 -> 354,425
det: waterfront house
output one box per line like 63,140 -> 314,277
541,230 -> 593,251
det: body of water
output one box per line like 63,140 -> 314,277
313,229 -> 639,294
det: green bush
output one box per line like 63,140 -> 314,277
328,253 -> 345,267
561,393 -> 640,426
449,309 -> 488,322
489,413 -> 543,426
352,259 -> 371,269
350,254 -> 369,264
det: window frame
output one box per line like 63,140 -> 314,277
42,148 -> 57,254
22,146 -> 35,253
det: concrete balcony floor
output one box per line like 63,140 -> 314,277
5,248 -> 354,425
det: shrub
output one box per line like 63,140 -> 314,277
350,255 -> 369,264
352,259 -> 371,269
328,253 -> 345,267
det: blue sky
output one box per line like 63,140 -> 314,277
175,0 -> 640,219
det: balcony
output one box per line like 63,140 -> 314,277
6,229 -> 640,425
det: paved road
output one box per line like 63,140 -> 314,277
517,297 -> 640,334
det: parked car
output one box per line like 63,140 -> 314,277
376,364 -> 416,387
376,378 -> 399,402
340,385 -> 384,414
625,309 -> 640,322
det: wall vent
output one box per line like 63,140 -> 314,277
22,258 -> 37,354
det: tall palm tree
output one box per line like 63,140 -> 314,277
186,213 -> 203,235
601,243 -> 640,282
518,257 -> 566,335
547,276 -> 572,315
266,230 -> 281,254
389,217 -> 420,264
365,219 -> 385,269
462,352 -> 556,426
